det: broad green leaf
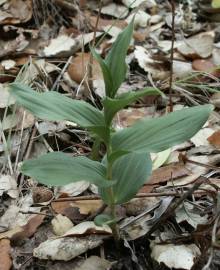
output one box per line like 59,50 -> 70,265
111,105 -> 213,155
100,152 -> 152,204
10,83 -> 109,141
103,87 -> 162,125
105,18 -> 134,97
212,0 -> 220,8
90,48 -> 113,97
21,152 -> 112,188
9,83 -> 105,129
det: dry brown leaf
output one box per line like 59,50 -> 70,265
192,59 -> 220,77
210,92 -> 220,108
68,53 -> 102,83
192,59 -> 215,71
0,0 -> 32,25
89,15 -> 126,31
0,213 -> 46,242
12,213 -> 46,242
207,130 -> 220,148
139,164 -> 190,193
124,197 -> 160,216
0,239 -> 12,270
32,187 -> 53,204
51,200 -> 103,216
177,31 -> 214,59
147,164 -> 190,185
114,107 -> 156,129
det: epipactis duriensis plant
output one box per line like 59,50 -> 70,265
10,19 -> 213,240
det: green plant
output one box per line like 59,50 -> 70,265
212,0 -> 220,8
10,20 -> 213,240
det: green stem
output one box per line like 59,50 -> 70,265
90,137 -> 101,160
106,145 -> 120,241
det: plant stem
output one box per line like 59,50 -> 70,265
106,145 -> 120,241
90,137 -> 101,160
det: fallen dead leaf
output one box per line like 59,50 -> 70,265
1,59 -> 16,70
210,92 -> 220,108
191,127 -> 215,147
100,3 -> 128,18
144,163 -> 190,186
11,212 -> 46,242
63,221 -> 111,237
213,47 -> 220,65
0,175 -> 18,198
0,239 -> 12,270
185,154 -> 220,175
166,173 -> 201,188
114,107 -> 156,129
175,201 -> 208,229
51,200 -> 103,216
122,0 -> 156,8
52,214 -> 73,236
177,31 -> 215,59
192,58 -> 215,71
173,60 -> 193,78
89,15 -> 126,31
59,181 -> 90,197
134,46 -> 169,80
33,235 -> 104,261
121,197 -> 172,240
126,10 -> 151,28
151,242 -> 200,270
0,0 -> 32,25
68,52 -> 102,83
73,256 -> 112,270
32,186 -> 53,204
124,197 -> 160,216
192,58 -> 220,77
207,130 -> 220,148
43,35 -> 79,57
0,83 -> 15,108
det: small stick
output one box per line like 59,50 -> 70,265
19,210 -> 53,217
52,190 -> 207,203
168,0 -> 175,112
51,56 -> 72,91
87,0 -> 103,91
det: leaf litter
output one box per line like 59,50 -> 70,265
0,0 -> 220,269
